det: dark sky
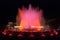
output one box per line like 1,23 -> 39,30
0,0 -> 60,26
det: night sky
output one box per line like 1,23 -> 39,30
0,0 -> 60,29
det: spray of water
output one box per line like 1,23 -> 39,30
16,4 -> 45,32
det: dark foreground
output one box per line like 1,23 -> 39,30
0,30 -> 60,40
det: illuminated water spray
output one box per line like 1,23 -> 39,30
16,4 -> 46,32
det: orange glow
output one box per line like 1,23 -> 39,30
16,4 -> 45,32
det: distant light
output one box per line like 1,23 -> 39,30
2,29 -> 8,35
17,34 -> 23,37
55,32 -> 58,35
2,32 -> 7,35
50,33 -> 54,36
54,31 -> 58,35
9,33 -> 13,36
41,33 -> 45,37
53,29 -> 58,35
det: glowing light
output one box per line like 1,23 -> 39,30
53,30 -> 58,35
9,33 -> 13,36
55,32 -> 58,35
2,32 -> 7,35
17,34 -> 23,37
41,33 -> 45,37
50,33 -> 54,36
2,29 -> 8,35
14,26 -> 20,28
16,4 -> 45,32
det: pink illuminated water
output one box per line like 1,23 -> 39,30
16,4 -> 45,32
